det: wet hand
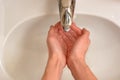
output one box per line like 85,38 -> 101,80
64,23 -> 90,64
47,22 -> 68,68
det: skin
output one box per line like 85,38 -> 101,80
42,22 -> 97,80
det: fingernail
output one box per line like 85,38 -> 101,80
83,28 -> 86,30
50,25 -> 54,28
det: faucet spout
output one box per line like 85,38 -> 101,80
58,0 -> 76,31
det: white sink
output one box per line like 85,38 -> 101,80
1,14 -> 120,80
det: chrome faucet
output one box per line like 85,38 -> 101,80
58,0 -> 76,31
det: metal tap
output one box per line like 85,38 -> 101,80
58,0 -> 76,31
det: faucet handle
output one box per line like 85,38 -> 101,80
58,0 -> 76,31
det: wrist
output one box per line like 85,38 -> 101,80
48,53 -> 65,69
67,55 -> 89,80
67,53 -> 85,63
67,54 -> 86,69
42,54 -> 64,80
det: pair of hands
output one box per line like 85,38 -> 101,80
47,22 -> 90,69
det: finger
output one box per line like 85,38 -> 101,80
48,25 -> 54,34
79,28 -> 90,40
54,21 -> 61,33
58,24 -> 64,34
56,24 -> 64,36
71,23 -> 82,36
69,29 -> 78,40
55,21 -> 61,27
55,21 -> 61,29
82,28 -> 90,37
47,25 -> 55,43
55,21 -> 65,34
72,22 -> 82,31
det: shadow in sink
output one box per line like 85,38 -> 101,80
1,14 -> 120,80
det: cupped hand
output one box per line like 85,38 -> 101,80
71,28 -> 90,61
64,23 -> 90,62
47,22 -> 68,68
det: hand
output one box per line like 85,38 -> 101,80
64,24 -> 97,80
69,27 -> 90,62
63,23 -> 90,62
47,22 -> 67,68
42,22 -> 68,80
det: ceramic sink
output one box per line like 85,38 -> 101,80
1,14 -> 120,80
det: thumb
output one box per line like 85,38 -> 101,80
48,25 -> 55,34
80,28 -> 90,39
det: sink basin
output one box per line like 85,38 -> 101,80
1,14 -> 120,80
